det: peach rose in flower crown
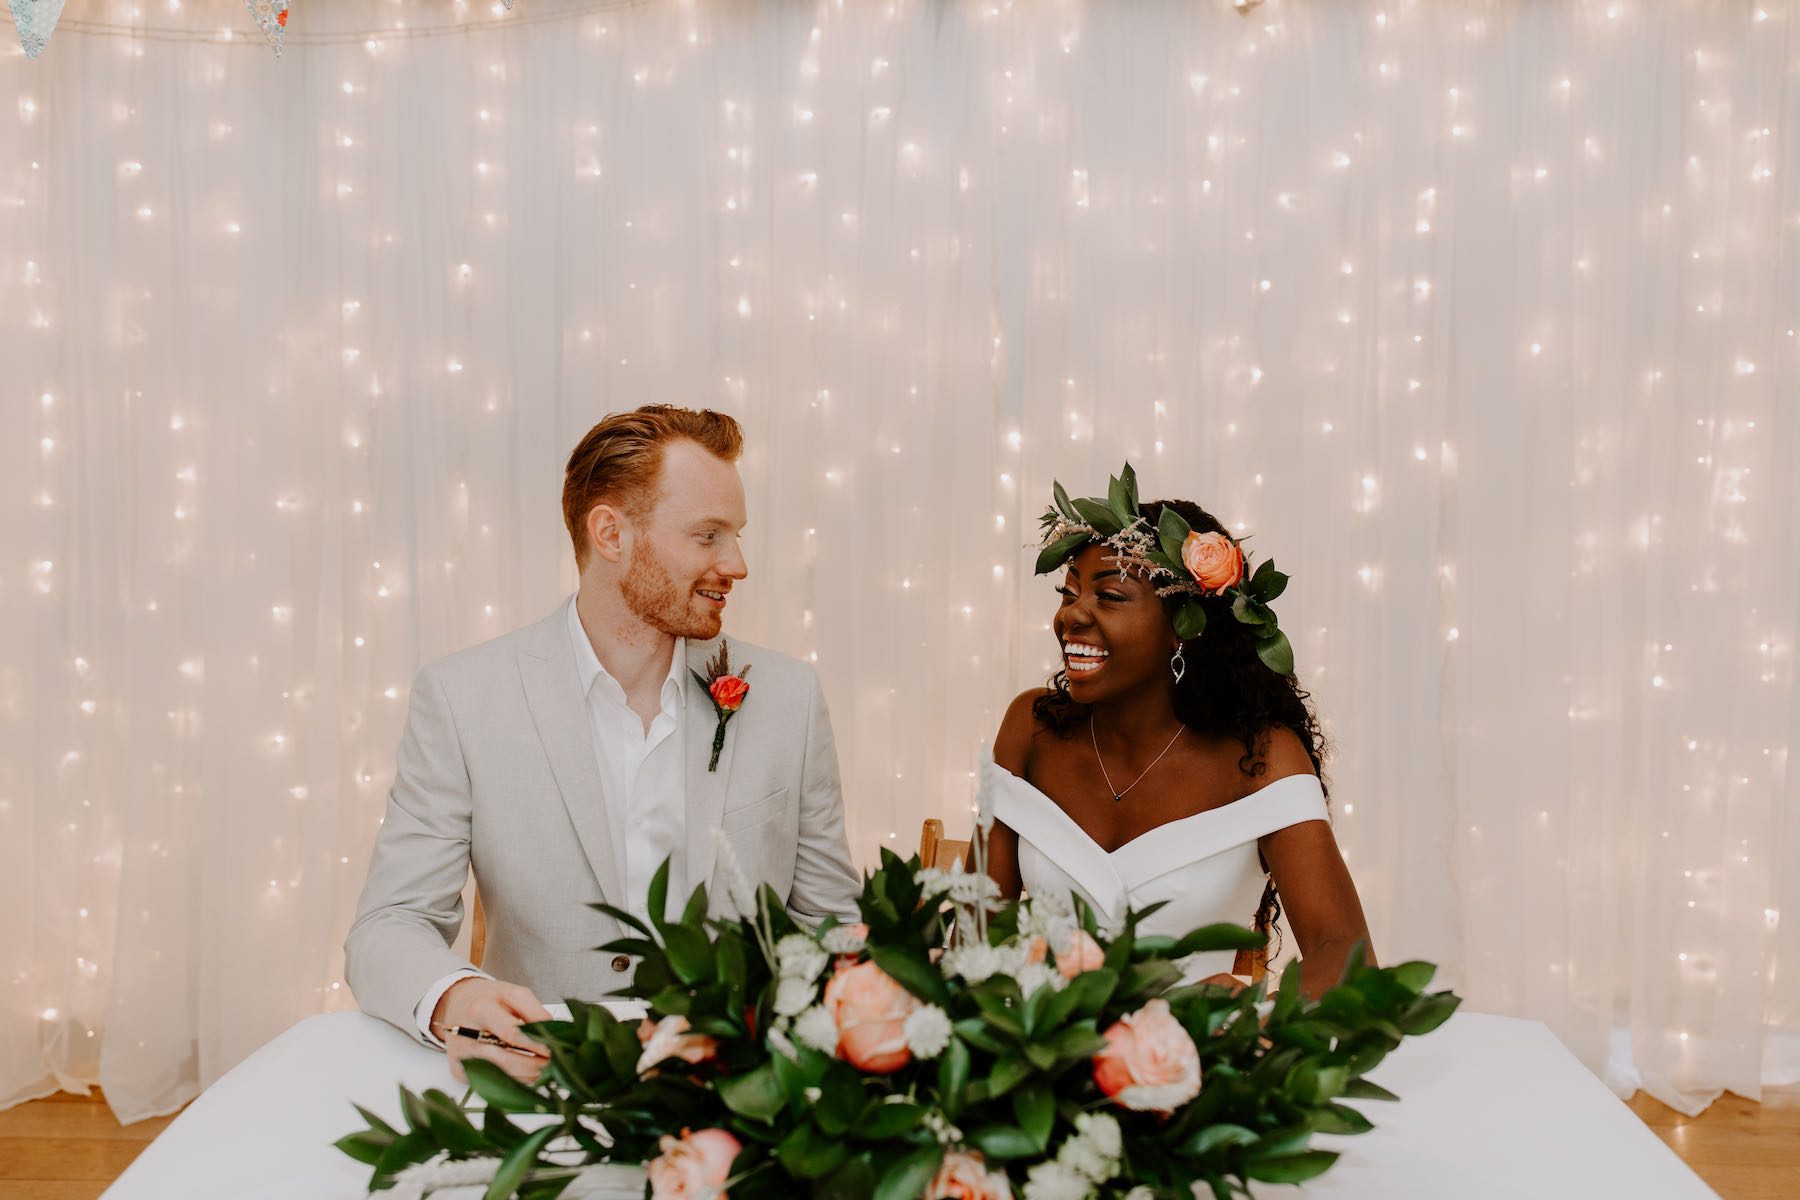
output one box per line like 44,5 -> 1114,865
636,1014 -> 720,1075
823,958 -> 921,1073
647,1127 -> 741,1200
1181,531 -> 1245,594
1092,997 -> 1202,1112
1053,928 -> 1106,979
926,1150 -> 1013,1200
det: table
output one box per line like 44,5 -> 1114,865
103,1009 -> 1715,1199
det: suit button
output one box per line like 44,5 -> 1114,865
611,955 -> 631,973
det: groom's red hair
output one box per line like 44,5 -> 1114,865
562,405 -> 744,570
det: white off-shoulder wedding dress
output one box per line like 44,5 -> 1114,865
991,762 -> 1329,978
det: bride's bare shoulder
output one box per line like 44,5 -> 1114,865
995,688 -> 1062,775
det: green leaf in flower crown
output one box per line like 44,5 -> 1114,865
718,1060 -> 787,1123
1256,629 -> 1294,676
1012,1083 -> 1054,1152
1053,480 -> 1078,521
1249,559 -> 1288,603
1070,497 -> 1124,536
1120,462 -> 1139,510
875,1145 -> 945,1200
1108,474 -> 1135,526
1173,600 -> 1207,642
1231,594 -> 1275,629
1241,1150 -> 1339,1185
1158,505 -> 1193,564
483,1125 -> 559,1200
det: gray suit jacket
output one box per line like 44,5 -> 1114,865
344,599 -> 863,1041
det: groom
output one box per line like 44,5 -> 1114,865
345,405 -> 862,1081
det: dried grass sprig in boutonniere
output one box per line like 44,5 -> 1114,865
693,642 -> 750,772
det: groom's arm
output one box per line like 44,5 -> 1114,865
344,663 -> 486,1042
784,668 -> 863,925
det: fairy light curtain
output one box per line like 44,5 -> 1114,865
1,0 -> 1794,1123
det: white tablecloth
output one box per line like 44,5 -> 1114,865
103,1009 -> 1714,1199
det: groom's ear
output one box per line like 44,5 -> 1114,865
586,503 -> 630,566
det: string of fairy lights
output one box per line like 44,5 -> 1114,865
4,0 -> 1793,1121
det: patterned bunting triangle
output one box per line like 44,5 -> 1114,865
9,0 -> 66,59
243,0 -> 290,56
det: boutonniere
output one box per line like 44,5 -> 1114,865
693,642 -> 751,772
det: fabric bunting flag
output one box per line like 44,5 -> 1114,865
244,0 -> 290,56
10,0 -> 65,59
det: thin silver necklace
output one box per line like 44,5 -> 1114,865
1090,713 -> 1185,803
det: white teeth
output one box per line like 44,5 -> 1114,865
699,590 -> 725,601
1063,642 -> 1108,672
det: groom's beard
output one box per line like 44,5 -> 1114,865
621,537 -> 721,640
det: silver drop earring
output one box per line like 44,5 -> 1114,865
1170,646 -> 1187,684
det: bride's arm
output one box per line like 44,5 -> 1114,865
1255,727 -> 1375,1000
1262,820 -> 1373,1000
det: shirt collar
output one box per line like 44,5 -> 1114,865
567,595 -> 687,713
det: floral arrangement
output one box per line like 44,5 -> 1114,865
337,786 -> 1458,1200
1035,464 -> 1293,676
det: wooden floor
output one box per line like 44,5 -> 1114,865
1,1086 -> 1796,1198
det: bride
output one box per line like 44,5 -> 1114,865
980,467 -> 1373,999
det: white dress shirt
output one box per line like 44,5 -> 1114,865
413,598 -> 689,1043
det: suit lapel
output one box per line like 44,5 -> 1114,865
684,635 -> 739,897
518,602 -> 622,908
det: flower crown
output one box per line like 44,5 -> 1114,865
1034,462 -> 1295,675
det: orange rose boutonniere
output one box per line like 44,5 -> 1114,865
693,642 -> 751,772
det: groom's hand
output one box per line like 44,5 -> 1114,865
432,977 -> 554,1083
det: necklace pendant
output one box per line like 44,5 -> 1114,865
1112,793 -> 1123,804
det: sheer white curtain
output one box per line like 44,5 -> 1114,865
1,0 -> 1793,1123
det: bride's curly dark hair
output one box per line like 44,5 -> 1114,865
1031,498 -> 1330,955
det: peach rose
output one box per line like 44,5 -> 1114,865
648,1127 -> 741,1200
1181,531 -> 1244,594
636,1015 -> 720,1075
1022,936 -> 1048,966
1053,928 -> 1106,979
927,1150 -> 1013,1200
822,958 -> 921,1073
709,675 -> 750,712
1092,998 -> 1202,1112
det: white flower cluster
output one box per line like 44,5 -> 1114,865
793,1004 -> 839,1056
938,940 -> 1025,985
773,933 -> 829,1015
920,1108 -> 965,1147
902,1004 -> 953,1059
1014,961 -> 1066,999
916,867 -> 955,900
1021,1113 -> 1122,1200
819,924 -> 867,956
